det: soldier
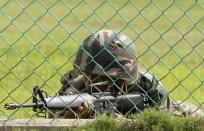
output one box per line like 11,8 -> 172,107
54,30 -> 203,118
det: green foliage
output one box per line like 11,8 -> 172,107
79,109 -> 204,131
80,115 -> 117,131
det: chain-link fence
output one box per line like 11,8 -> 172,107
0,0 -> 204,121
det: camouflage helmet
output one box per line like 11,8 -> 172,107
74,30 -> 137,85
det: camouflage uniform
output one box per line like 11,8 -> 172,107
59,68 -> 170,109
58,30 -> 203,117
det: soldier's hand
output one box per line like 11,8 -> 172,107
63,92 -> 91,119
114,113 -> 124,119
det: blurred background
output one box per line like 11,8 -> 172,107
0,0 -> 204,118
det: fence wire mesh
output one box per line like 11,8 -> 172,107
0,0 -> 204,121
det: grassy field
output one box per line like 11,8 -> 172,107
3,109 -> 204,131
0,0 -> 204,118
79,109 -> 204,131
4,109 -> 204,131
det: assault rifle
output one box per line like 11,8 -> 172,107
5,86 -> 146,118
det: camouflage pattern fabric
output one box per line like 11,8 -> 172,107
59,68 -> 170,111
72,29 -> 170,110
58,29 -> 203,117
170,101 -> 204,116
59,69 -> 204,116
74,30 -> 138,85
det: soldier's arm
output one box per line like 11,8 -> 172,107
59,68 -> 85,95
49,69 -> 88,118
138,71 -> 170,110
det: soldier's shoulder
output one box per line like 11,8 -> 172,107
60,68 -> 84,85
137,68 -> 164,89
138,68 -> 155,82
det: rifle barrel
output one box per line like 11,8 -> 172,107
5,103 -> 37,110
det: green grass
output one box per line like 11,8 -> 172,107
0,0 -> 204,118
4,109 -> 204,131
79,109 -> 204,131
